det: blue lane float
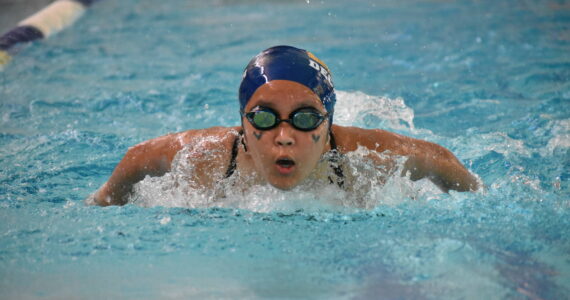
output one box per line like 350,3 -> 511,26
0,0 -> 101,70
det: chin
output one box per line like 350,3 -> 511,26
268,178 -> 300,190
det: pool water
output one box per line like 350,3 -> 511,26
1,0 -> 569,298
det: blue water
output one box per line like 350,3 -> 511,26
1,0 -> 569,298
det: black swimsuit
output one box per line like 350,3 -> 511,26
224,130 -> 345,187
224,131 -> 241,179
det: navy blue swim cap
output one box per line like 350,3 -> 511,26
239,45 -> 336,123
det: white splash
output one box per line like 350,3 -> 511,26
130,143 -> 442,212
335,90 -> 417,132
541,119 -> 570,157
125,91 -> 447,211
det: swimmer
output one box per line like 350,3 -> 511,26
92,45 -> 479,206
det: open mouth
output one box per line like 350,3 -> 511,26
276,158 -> 295,168
275,158 -> 296,174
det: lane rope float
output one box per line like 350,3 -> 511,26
0,0 -> 101,70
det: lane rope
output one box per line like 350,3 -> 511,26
0,0 -> 101,70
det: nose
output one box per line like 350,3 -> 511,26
274,122 -> 295,146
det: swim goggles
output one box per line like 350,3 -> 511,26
242,106 -> 328,131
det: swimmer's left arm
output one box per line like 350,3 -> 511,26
399,139 -> 480,192
334,126 -> 479,192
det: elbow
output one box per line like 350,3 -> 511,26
404,144 -> 480,193
92,183 -> 128,206
435,167 -> 481,193
92,190 -> 112,206
92,185 -> 112,206
426,174 -> 479,193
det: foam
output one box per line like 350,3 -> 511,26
128,91 -> 449,211
542,119 -> 570,157
334,90 -> 418,133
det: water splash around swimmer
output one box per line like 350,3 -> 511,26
126,91 -> 449,212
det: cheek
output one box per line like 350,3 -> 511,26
246,133 -> 272,159
302,131 -> 328,157
311,127 -> 329,147
252,131 -> 263,140
311,133 -> 321,143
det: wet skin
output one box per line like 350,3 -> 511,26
92,80 -> 479,206
239,80 -> 331,190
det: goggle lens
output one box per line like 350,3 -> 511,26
252,111 -> 277,128
244,107 -> 327,131
293,111 -> 321,129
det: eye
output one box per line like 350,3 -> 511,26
252,111 -> 276,127
293,112 -> 320,128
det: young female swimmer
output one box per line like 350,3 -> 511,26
92,45 -> 479,206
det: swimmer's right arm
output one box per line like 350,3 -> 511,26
92,134 -> 184,206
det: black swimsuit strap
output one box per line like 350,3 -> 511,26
328,131 -> 345,188
224,130 -> 242,179
329,130 -> 338,150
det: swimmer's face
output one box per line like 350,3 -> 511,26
242,80 -> 330,190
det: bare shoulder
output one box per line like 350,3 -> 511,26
93,126 -> 241,206
331,125 -> 478,192
116,126 -> 241,186
165,126 -> 241,188
331,125 -> 438,156
177,126 -> 241,149
129,126 -> 241,158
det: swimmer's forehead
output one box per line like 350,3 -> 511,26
251,99 -> 323,110
246,80 -> 325,111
